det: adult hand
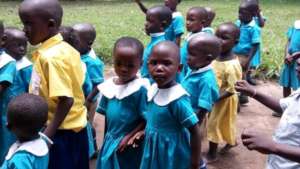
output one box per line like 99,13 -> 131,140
127,130 -> 144,148
118,134 -> 131,152
235,80 -> 256,97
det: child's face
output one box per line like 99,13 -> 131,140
148,45 -> 179,88
238,7 -> 253,24
145,12 -> 163,35
164,0 -> 178,12
4,32 -> 27,60
113,47 -> 141,84
187,43 -> 212,70
215,26 -> 237,54
186,10 -> 204,33
72,30 -> 93,55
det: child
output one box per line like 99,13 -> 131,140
140,5 -> 172,81
202,7 -> 216,34
140,41 -> 204,169
19,0 -> 89,168
1,94 -> 50,169
180,7 -> 209,78
181,33 -> 220,124
134,0 -> 184,46
96,37 -> 148,169
279,20 -> 300,98
235,58 -> 300,169
206,22 -> 242,162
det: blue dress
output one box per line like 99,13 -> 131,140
165,12 -> 185,42
141,33 -> 166,81
279,22 -> 300,90
96,78 -> 149,169
140,84 -> 199,169
182,65 -> 219,113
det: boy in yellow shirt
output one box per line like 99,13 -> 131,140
18,0 -> 89,168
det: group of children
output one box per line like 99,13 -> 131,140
0,0 -> 300,169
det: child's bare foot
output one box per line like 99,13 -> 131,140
205,152 -> 218,164
219,143 -> 238,154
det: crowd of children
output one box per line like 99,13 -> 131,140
0,0 -> 300,169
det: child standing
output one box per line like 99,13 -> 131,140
202,7 -> 216,34
135,0 -> 184,46
140,5 -> 172,81
140,41 -> 204,169
96,37 -> 148,169
180,7 -> 209,78
206,23 -> 242,162
19,0 -> 89,168
1,94 -> 50,169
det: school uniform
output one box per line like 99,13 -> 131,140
181,64 -> 220,114
202,27 -> 215,34
233,19 -> 261,68
141,32 -> 166,81
266,89 -> 300,169
1,134 -> 50,169
96,77 -> 149,169
29,34 -> 89,169
140,83 -> 205,169
279,20 -> 300,90
165,11 -> 185,42
16,57 -> 32,92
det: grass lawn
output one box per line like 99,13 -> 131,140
1,0 -> 300,78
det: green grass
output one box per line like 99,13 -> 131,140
1,0 -> 300,78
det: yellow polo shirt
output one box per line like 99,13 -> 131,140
29,34 -> 87,132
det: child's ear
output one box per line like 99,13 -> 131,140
160,20 -> 168,31
48,19 -> 57,30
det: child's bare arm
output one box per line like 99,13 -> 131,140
44,96 -> 74,138
218,90 -> 234,102
175,37 -> 181,47
256,8 -> 265,28
235,80 -> 282,113
189,124 -> 202,169
134,0 -> 147,14
242,130 -> 300,163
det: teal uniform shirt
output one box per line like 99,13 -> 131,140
165,12 -> 185,42
182,65 -> 219,113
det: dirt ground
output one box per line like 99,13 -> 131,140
90,69 -> 282,169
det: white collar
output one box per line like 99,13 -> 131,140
150,32 -> 165,37
98,77 -> 150,99
0,52 -> 15,69
186,31 -> 205,41
294,20 -> 300,29
245,19 -> 256,27
16,57 -> 32,70
172,11 -> 182,18
190,64 -> 212,75
81,61 -> 87,74
88,49 -> 97,59
147,83 -> 189,106
5,136 -> 49,160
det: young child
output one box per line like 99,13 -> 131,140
19,0 -> 89,168
235,58 -> 300,169
140,5 -> 172,81
233,1 -> 261,103
181,33 -> 220,124
279,20 -> 300,98
1,94 -> 50,169
134,0 -> 184,46
180,7 -> 209,78
206,22 -> 242,162
139,41 -> 204,169
202,7 -> 216,34
96,37 -> 148,169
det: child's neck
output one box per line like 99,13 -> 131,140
217,51 -> 235,61
18,133 -> 40,143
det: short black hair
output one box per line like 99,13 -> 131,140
114,37 -> 144,60
0,21 -> 3,34
189,7 -> 208,22
59,26 -> 73,45
148,5 -> 172,29
72,23 -> 96,44
152,41 -> 180,62
240,0 -> 259,15
218,22 -> 240,40
7,94 -> 48,137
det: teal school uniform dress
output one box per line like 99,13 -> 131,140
96,77 -> 149,169
234,19 -> 261,67
165,11 -> 185,42
279,20 -> 300,90
140,83 -> 199,169
16,57 -> 32,92
1,134 -> 50,169
182,64 -> 219,114
140,32 -> 166,81
202,27 -> 214,34
0,52 -> 17,163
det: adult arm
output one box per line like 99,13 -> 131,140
135,0 -> 147,14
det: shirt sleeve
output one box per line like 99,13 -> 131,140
225,65 -> 242,93
0,61 -> 16,85
251,26 -> 261,44
96,94 -> 108,115
173,16 -> 185,36
170,96 -> 199,128
7,153 -> 32,169
88,59 -> 104,88
197,80 -> 220,112
279,96 -> 293,112
82,72 -> 93,98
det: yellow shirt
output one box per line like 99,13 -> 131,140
29,34 -> 87,131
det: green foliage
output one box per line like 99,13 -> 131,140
1,0 -> 300,78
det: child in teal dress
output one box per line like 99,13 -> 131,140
137,41 -> 204,169
95,37 -> 149,169
202,7 -> 216,34
279,20 -> 300,98
0,28 -> 32,163
134,0 -> 184,46
180,7 -> 210,78
1,94 -> 50,169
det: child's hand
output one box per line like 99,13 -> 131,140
241,129 -> 276,154
285,54 -> 294,64
127,130 -> 145,148
118,134 -> 131,152
235,80 -> 256,97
